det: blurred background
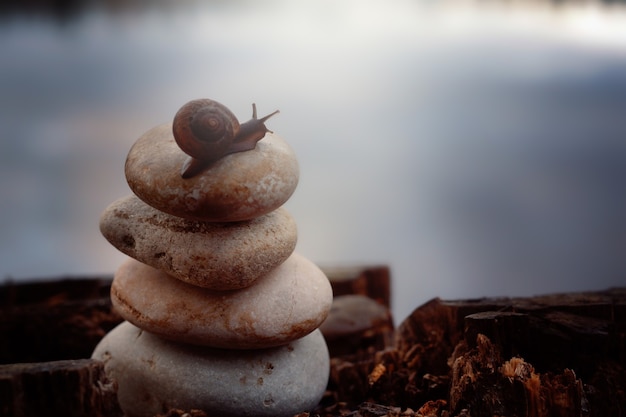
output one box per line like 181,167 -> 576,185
1,0 -> 625,321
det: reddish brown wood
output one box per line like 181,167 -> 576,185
316,288 -> 626,416
1,277 -> 624,417
324,265 -> 391,308
0,277 -> 121,364
0,359 -> 121,417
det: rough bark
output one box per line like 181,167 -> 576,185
0,277 -> 121,364
325,265 -> 391,308
0,359 -> 122,417
1,277 -> 624,417
316,288 -> 626,416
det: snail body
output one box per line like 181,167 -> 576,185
173,99 -> 279,179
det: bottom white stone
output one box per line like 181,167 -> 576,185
92,321 -> 329,417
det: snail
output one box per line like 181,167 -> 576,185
173,99 -> 279,179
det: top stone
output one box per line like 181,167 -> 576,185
125,124 -> 299,222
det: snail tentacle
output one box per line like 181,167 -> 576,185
229,104 -> 280,153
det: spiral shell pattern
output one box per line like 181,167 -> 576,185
173,99 -> 239,160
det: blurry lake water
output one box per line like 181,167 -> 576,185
1,0 -> 626,321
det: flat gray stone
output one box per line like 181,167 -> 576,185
100,195 -> 297,290
92,321 -> 329,417
111,253 -> 333,349
125,125 -> 299,222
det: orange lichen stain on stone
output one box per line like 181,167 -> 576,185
113,209 -> 131,220
235,310 -> 258,336
111,283 -> 149,324
280,317 -> 322,340
142,354 -> 157,370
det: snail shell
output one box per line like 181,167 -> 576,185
173,99 -> 279,179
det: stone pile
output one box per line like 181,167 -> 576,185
93,105 -> 333,417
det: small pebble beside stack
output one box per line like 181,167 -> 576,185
93,99 -> 333,417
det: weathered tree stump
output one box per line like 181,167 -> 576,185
318,288 -> 626,416
0,277 -> 121,364
324,265 -> 391,308
0,359 -> 121,417
1,273 -> 624,416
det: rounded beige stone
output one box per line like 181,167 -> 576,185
92,321 -> 329,417
100,195 -> 297,290
111,253 -> 333,349
125,124 -> 299,222
319,295 -> 393,339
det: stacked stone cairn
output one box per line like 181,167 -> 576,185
93,99 -> 333,417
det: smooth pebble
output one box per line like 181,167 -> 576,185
100,195 -> 297,290
92,321 -> 329,417
125,125 -> 299,222
319,295 -> 394,357
111,253 -> 333,349
319,294 -> 393,339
